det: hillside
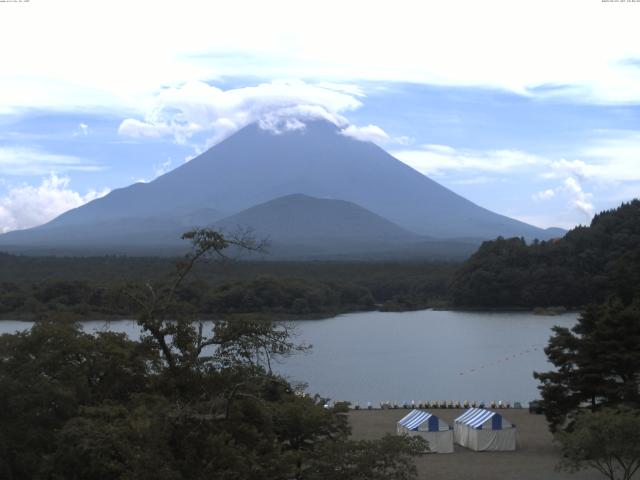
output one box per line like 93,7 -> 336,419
215,193 -> 420,245
0,209 -> 223,255
450,200 -> 640,308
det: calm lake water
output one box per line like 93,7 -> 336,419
0,310 -> 577,406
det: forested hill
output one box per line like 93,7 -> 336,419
450,200 -> 640,309
0,256 -> 456,320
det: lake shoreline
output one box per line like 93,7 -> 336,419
0,305 -> 580,323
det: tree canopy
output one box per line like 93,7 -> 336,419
534,294 -> 640,431
451,200 -> 640,308
556,408 -> 640,480
0,257 -> 454,321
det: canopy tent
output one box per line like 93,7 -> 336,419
454,408 -> 516,451
396,409 -> 454,453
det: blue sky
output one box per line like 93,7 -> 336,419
1,0 -> 639,232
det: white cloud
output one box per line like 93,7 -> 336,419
545,159 -> 590,181
536,164 -> 595,218
340,124 -> 390,144
392,134 -> 636,222
393,136 -> 412,146
135,158 -> 175,184
391,144 -> 544,176
579,131 -> 640,183
424,144 -> 456,154
153,159 -> 172,178
339,124 -> 410,146
72,123 -> 89,137
537,133 -> 640,203
258,104 -> 349,134
532,189 -> 556,201
0,174 -> 110,233
0,147 -> 102,176
117,79 -> 361,148
258,116 -> 307,135
118,119 -> 174,139
391,141 -> 603,222
563,177 -> 594,217
1,0 -> 640,116
523,131 -> 640,220
118,80 -> 421,150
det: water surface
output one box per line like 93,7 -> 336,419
0,310 -> 576,406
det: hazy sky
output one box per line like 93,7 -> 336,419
1,0 -> 639,233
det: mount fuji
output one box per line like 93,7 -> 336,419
0,119 -> 563,258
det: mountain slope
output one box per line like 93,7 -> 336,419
0,209 -> 223,254
0,119 -> 562,255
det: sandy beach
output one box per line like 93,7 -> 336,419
348,408 -> 607,480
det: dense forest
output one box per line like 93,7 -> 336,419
451,200 -> 640,309
0,255 -> 455,320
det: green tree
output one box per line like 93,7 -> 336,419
306,434 -> 428,480
556,408 -> 640,480
0,322 -> 157,479
534,295 -> 640,431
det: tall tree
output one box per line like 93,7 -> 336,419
556,408 -> 640,480
534,295 -> 640,431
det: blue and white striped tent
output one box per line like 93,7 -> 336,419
396,410 -> 453,453
454,408 -> 516,451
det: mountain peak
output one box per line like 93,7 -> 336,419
226,117 -> 345,147
258,117 -> 342,135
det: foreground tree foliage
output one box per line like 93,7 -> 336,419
556,408 -> 640,480
0,323 -> 158,480
308,435 -> 428,480
534,294 -> 640,431
0,229 -> 426,480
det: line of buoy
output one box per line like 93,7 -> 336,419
338,400 -> 525,410
456,345 -> 544,376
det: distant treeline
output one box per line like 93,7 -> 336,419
5,200 -> 638,318
451,200 -> 640,308
0,258 -> 456,319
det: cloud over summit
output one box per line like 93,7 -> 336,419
118,80 -> 365,149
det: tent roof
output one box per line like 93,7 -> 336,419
455,408 -> 508,430
398,410 -> 437,431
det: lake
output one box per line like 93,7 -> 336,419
0,310 -> 577,406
